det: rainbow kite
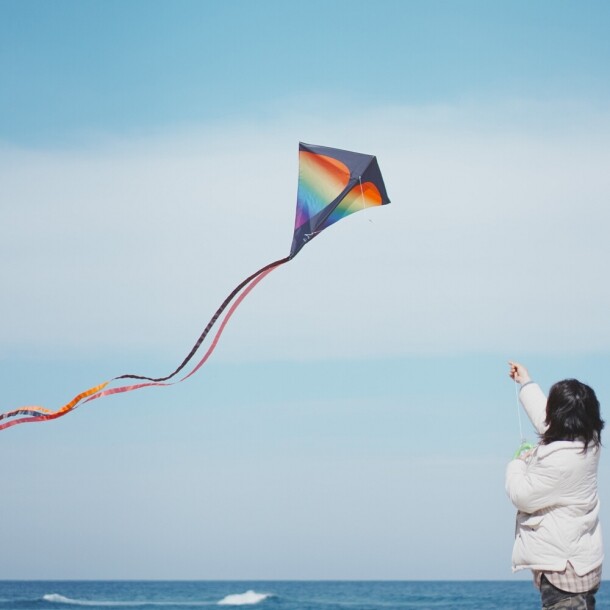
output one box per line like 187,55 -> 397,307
1,142 -> 390,431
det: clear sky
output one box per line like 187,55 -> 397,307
1,0 -> 610,580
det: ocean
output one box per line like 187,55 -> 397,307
1,580 -> 609,610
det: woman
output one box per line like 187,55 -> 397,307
506,361 -> 604,609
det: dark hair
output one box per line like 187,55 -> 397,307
542,379 -> 604,451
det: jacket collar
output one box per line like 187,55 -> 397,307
536,440 -> 590,457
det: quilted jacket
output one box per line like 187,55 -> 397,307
505,382 -> 603,574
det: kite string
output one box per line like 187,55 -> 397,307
515,379 -> 525,442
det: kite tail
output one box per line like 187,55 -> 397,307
80,262 -> 283,404
114,255 -> 291,382
0,381 -> 110,431
0,256 -> 290,431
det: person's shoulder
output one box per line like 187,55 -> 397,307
537,441 -> 599,463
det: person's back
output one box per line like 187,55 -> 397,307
506,362 -> 604,609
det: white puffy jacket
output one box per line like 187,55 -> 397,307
505,382 -> 603,574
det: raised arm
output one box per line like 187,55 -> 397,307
508,361 -> 548,434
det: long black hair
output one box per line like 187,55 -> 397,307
542,379 -> 604,451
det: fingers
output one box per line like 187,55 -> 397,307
507,361 -> 531,384
508,360 -> 520,380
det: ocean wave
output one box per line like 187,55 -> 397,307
40,592 -> 225,607
43,594 -> 136,606
42,593 -> 212,607
43,595 -> 86,605
217,591 -> 271,606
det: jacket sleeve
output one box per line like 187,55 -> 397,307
520,382 -> 548,435
505,453 -> 564,513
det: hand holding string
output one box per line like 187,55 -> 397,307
508,361 -> 531,385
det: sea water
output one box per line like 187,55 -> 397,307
1,580 -> 609,610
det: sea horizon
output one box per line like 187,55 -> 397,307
2,578 -> 608,609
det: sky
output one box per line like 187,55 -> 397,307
1,0 -> 610,580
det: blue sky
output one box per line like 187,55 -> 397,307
2,0 -> 610,580
3,0 -> 610,144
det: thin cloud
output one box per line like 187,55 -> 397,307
2,101 -> 609,361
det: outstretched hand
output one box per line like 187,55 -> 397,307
508,361 -> 531,385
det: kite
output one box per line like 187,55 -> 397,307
0,142 -> 390,431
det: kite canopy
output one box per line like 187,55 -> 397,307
290,142 -> 390,258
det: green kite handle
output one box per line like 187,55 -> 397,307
513,440 -> 535,459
